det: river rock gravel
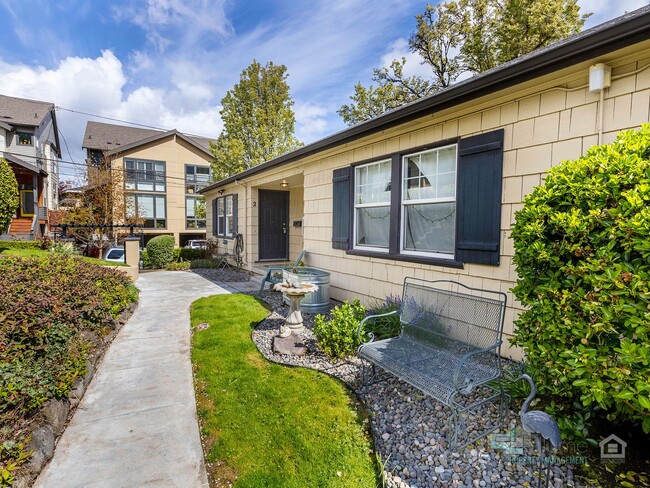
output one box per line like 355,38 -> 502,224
247,289 -> 591,488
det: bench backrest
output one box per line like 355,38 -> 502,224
400,278 -> 507,353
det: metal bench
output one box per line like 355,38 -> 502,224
357,278 -> 508,448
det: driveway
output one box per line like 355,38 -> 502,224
35,271 -> 229,488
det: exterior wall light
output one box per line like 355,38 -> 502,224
589,63 -> 611,92
280,180 -> 289,188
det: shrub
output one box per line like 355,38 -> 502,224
141,249 -> 150,268
366,294 -> 402,340
0,241 -> 41,250
165,261 -> 191,271
0,158 -> 18,235
146,235 -> 175,268
511,124 -> 650,432
178,248 -> 210,261
50,241 -> 76,254
314,299 -> 366,359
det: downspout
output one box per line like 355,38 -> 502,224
235,179 -> 247,267
598,88 -> 605,146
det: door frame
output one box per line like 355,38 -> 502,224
258,189 -> 289,261
20,189 -> 35,217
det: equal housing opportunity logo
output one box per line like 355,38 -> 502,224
599,434 -> 627,463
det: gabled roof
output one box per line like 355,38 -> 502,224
200,5 -> 650,193
0,94 -> 54,127
83,121 -> 213,156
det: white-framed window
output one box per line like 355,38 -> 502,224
353,159 -> 391,251
16,132 -> 33,146
401,144 -> 457,258
127,194 -> 167,229
125,159 -> 166,192
216,194 -> 234,237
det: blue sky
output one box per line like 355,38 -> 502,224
0,0 -> 646,180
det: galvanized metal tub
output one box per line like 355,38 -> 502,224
282,267 -> 331,314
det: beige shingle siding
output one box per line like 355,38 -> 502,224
205,41 -> 650,360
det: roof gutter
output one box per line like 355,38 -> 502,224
200,7 -> 650,194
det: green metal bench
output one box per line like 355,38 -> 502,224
357,278 -> 508,448
259,250 -> 307,291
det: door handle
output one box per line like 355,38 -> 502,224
282,224 -> 287,234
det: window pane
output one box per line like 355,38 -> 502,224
138,181 -> 154,191
187,219 -> 196,228
186,166 -> 195,175
196,166 -> 210,175
355,160 -> 391,205
197,219 -> 206,229
355,206 -> 390,248
217,198 -> 224,216
403,146 -> 457,201
155,163 -> 164,172
154,182 -> 166,192
186,197 -> 195,217
126,195 -> 136,217
126,161 -> 135,169
403,203 -> 455,254
155,196 -> 166,218
226,216 -> 233,235
138,195 -> 154,218
225,196 -> 233,216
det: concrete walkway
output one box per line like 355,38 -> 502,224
35,271 -> 230,488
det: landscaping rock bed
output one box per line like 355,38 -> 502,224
191,267 -> 251,282
249,290 -> 586,488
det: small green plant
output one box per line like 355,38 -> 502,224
165,261 -> 191,271
365,294 -> 402,340
545,401 -> 597,446
146,235 -> 175,268
314,299 -> 366,359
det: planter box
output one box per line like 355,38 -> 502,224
281,267 -> 331,314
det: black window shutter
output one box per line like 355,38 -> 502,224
232,194 -> 238,236
212,198 -> 218,237
456,129 -> 504,265
332,167 -> 351,249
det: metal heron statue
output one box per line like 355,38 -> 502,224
517,374 -> 562,488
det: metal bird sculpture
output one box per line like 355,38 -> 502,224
518,374 -> 562,488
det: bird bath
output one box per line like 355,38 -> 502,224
273,281 -> 318,337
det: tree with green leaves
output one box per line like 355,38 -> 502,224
0,157 -> 19,234
211,60 -> 302,180
339,0 -> 588,126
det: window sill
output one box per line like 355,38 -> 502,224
345,248 -> 464,269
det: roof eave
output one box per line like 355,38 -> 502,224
200,6 -> 650,194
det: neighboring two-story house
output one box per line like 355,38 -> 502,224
82,121 -> 214,246
0,94 -> 61,240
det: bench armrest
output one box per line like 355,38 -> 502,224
356,310 -> 399,345
453,341 -> 502,393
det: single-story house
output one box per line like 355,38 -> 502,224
201,6 -> 650,359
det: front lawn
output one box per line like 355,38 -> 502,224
190,294 -> 377,487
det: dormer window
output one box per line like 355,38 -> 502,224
17,132 -> 33,145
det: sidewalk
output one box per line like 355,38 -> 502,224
35,271 -> 229,488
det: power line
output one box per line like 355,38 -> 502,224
2,150 -> 214,186
54,105 -> 217,140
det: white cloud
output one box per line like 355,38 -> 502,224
379,38 -> 432,79
113,0 -> 233,52
0,50 -> 221,178
294,101 -> 330,143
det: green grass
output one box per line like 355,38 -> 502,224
0,247 -> 129,266
191,294 -> 378,488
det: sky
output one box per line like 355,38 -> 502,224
0,0 -> 647,181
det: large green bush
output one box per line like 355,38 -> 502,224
0,158 -> 19,235
0,241 -> 41,250
146,235 -> 175,268
511,125 -> 650,432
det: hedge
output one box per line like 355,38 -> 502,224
511,124 -> 650,432
146,235 -> 175,268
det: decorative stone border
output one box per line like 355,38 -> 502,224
13,302 -> 138,488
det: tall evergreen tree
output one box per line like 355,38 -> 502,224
339,0 -> 589,126
0,158 -> 19,234
211,60 -> 302,180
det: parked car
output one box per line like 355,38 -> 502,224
185,239 -> 207,250
104,247 -> 143,267
104,247 -> 126,263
